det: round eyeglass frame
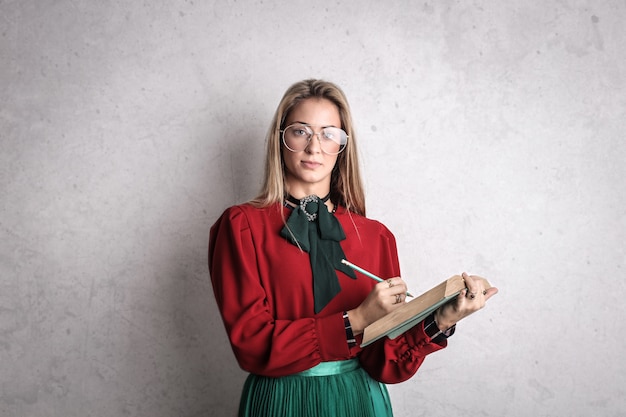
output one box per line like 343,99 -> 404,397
280,124 -> 348,155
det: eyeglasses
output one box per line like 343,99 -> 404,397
280,123 -> 348,155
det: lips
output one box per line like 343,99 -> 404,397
301,160 -> 322,169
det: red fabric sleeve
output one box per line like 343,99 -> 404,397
208,206 -> 351,377
357,321 -> 447,384
350,222 -> 449,384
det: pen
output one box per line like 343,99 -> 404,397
341,259 -> 414,297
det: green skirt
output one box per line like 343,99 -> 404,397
238,359 -> 393,417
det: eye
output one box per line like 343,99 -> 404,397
289,125 -> 311,137
322,128 -> 342,142
322,130 -> 334,140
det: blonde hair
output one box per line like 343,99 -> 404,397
250,79 -> 366,216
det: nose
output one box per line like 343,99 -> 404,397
305,132 -> 323,153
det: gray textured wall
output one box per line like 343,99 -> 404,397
1,1 -> 625,416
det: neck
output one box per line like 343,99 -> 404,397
284,184 -> 331,201
287,192 -> 331,204
285,191 -> 334,213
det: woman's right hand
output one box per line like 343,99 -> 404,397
347,277 -> 409,335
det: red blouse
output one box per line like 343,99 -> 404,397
208,202 -> 446,384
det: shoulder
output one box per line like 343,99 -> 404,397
212,202 -> 283,231
219,202 -> 262,220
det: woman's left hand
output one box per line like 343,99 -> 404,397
434,272 -> 498,330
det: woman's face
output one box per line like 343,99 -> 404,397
282,98 -> 341,198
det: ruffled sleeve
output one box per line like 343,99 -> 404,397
358,321 -> 448,383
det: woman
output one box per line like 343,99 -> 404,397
209,79 -> 497,417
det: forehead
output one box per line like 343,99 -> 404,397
285,98 -> 341,126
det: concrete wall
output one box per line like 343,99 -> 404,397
1,1 -> 624,416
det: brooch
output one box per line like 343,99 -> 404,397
299,195 -> 320,222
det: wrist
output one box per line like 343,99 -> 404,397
346,308 -> 365,335
425,312 -> 456,342
434,308 -> 456,331
342,311 -> 357,348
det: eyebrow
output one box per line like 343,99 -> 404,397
291,121 -> 340,128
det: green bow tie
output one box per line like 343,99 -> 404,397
280,195 -> 356,313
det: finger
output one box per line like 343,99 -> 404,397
462,273 -> 485,300
466,274 -> 497,302
458,287 -> 485,311
393,282 -> 409,299
484,286 -> 499,301
387,281 -> 408,305
382,277 -> 408,292
387,276 -> 406,285
391,293 -> 404,305
375,278 -> 394,293
463,282 -> 479,301
384,277 -> 396,289
462,272 -> 473,293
